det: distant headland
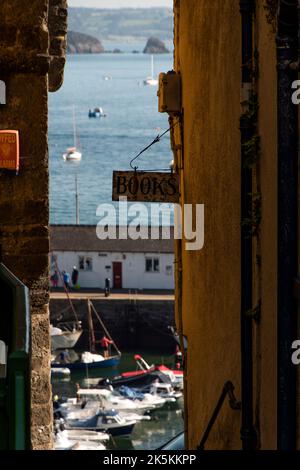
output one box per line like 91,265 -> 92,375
143,37 -> 170,54
67,7 -> 173,55
67,31 -> 170,55
67,31 -> 105,54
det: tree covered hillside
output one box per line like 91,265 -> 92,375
68,8 -> 173,41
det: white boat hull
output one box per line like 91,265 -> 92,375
54,431 -> 106,451
51,367 -> 71,376
75,388 -> 161,413
143,78 -> 158,86
66,429 -> 110,443
51,330 -> 82,351
144,55 -> 158,86
63,151 -> 82,161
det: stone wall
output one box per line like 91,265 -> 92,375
48,0 -> 67,92
0,0 -> 67,449
50,299 -> 176,353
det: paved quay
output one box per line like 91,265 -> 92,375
50,289 -> 175,301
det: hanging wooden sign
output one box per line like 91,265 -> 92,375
112,171 -> 180,203
0,130 -> 19,171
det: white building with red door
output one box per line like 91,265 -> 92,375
50,225 -> 174,290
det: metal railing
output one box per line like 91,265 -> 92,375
197,381 -> 241,451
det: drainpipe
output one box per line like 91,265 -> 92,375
277,0 -> 298,451
239,0 -> 257,450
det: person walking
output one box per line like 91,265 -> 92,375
105,277 -> 111,297
62,270 -> 71,290
50,270 -> 59,288
72,266 -> 79,287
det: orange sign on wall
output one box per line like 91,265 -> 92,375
0,130 -> 19,171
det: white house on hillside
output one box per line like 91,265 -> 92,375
50,225 -> 174,290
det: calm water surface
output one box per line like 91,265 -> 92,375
49,53 -> 174,226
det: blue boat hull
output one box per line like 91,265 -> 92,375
69,422 -> 135,437
95,423 -> 135,437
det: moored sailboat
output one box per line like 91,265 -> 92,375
51,300 -> 121,373
143,55 -> 158,86
51,323 -> 83,351
63,106 -> 82,161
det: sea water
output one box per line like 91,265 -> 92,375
49,54 -> 183,450
49,53 -> 174,226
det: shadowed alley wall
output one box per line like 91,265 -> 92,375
0,0 -> 67,449
173,0 -> 277,450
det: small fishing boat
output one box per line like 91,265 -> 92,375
88,107 -> 107,118
51,352 -> 120,372
54,430 -> 106,451
143,55 -> 158,86
107,355 -> 183,390
67,409 -> 137,437
100,368 -> 171,389
58,390 -> 153,420
149,382 -> 182,401
135,354 -> 183,382
63,147 -> 82,161
51,300 -> 121,373
76,387 -> 165,412
60,399 -> 151,423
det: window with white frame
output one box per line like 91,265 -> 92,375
78,255 -> 93,271
145,257 -> 160,273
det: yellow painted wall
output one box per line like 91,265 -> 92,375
254,2 -> 277,449
173,0 -> 277,449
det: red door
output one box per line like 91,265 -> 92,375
113,262 -> 123,289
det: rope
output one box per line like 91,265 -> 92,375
89,300 -> 121,356
54,259 -> 79,324
53,304 -> 73,317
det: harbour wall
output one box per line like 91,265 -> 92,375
50,298 -> 176,354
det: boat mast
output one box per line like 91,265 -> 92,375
89,300 -> 122,356
73,105 -> 76,148
54,258 -> 80,325
151,55 -> 154,79
87,300 -> 96,352
75,175 -> 80,225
